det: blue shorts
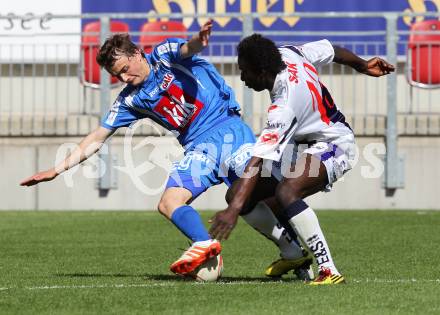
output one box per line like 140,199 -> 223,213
166,117 -> 255,200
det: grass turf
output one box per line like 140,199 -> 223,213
1,210 -> 440,314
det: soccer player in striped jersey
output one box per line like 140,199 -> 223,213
210,34 -> 394,285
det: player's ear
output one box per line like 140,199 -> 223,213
133,48 -> 142,60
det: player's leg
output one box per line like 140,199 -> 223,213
158,187 -> 211,243
275,153 -> 344,285
242,199 -> 314,280
230,177 -> 306,258
226,157 -> 312,279
163,152 -> 222,275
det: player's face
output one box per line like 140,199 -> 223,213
109,51 -> 150,86
238,57 -> 267,92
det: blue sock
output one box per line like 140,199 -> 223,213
171,205 -> 211,242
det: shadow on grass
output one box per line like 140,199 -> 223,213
144,274 -> 286,282
55,273 -> 297,283
55,273 -> 149,278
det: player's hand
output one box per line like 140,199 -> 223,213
363,57 -> 395,77
199,19 -> 212,47
208,207 -> 240,241
20,168 -> 58,186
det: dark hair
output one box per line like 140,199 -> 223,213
237,34 -> 285,75
96,33 -> 139,70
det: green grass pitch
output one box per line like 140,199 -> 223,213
1,210 -> 440,314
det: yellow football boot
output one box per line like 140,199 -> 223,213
265,251 -> 313,280
308,267 -> 345,285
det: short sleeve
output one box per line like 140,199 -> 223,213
298,39 -> 334,67
101,95 -> 145,130
150,38 -> 187,65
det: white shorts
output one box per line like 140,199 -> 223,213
263,134 -> 356,191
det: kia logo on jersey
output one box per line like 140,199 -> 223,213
154,84 -> 204,131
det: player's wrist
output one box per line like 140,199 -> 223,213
227,204 -> 243,215
355,59 -> 369,74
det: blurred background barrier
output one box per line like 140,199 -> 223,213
2,12 -> 440,137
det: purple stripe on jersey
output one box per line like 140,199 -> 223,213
281,45 -> 304,57
320,144 -> 339,162
330,110 -> 352,131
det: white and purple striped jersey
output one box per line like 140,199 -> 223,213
252,40 -> 353,161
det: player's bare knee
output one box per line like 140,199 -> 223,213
275,181 -> 304,207
158,187 -> 192,219
157,197 -> 169,217
157,193 -> 176,217
157,196 -> 180,219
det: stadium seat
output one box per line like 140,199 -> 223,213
406,20 -> 440,88
80,20 -> 130,89
139,21 -> 188,53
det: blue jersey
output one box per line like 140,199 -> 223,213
101,38 -> 241,146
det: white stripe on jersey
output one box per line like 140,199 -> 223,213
105,97 -> 122,126
171,63 -> 206,90
157,42 -> 179,56
159,57 -> 171,67
105,87 -> 139,126
124,88 -> 139,107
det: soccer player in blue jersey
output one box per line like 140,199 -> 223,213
21,21 -> 313,278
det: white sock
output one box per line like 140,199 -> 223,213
242,202 -> 304,260
193,240 -> 216,246
288,207 -> 340,275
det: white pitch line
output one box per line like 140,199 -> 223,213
352,278 -> 440,284
27,283 -> 174,290
0,279 -> 440,291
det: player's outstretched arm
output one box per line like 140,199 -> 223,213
180,19 -> 213,59
20,126 -> 114,186
333,45 -> 395,77
209,156 -> 263,240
